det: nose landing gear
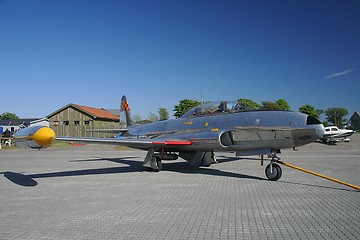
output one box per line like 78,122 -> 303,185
265,150 -> 282,181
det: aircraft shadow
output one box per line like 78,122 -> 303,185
2,156 -> 266,187
315,140 -> 338,146
2,157 -> 144,187
3,172 -> 38,187
3,156 -> 356,192
162,161 -> 266,181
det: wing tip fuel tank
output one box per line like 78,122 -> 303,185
14,126 -> 56,149
32,127 -> 56,147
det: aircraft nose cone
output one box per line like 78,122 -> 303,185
306,115 -> 325,139
315,124 -> 325,139
32,127 -> 56,147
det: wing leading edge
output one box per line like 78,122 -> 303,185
56,136 -> 192,150
86,129 -> 128,134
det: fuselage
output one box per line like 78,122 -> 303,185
119,110 -> 324,152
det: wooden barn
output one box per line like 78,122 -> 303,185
46,104 -> 120,138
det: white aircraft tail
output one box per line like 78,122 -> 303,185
120,95 -> 135,127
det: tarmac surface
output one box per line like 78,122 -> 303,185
1,135 -> 359,239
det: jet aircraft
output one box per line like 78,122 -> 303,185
13,96 -> 325,181
59,96 -> 325,181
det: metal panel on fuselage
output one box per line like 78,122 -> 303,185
128,110 -> 308,140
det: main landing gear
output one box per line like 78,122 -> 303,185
145,147 -> 284,181
151,155 -> 163,172
265,150 -> 282,181
143,148 -> 178,172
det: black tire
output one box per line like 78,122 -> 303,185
265,163 -> 282,181
155,157 -> 162,171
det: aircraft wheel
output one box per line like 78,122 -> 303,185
149,156 -> 162,172
156,157 -> 162,171
265,163 -> 282,181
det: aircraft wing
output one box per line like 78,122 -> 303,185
56,136 -> 192,150
327,133 -> 342,139
86,129 -> 128,134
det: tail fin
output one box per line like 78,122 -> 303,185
120,95 -> 135,127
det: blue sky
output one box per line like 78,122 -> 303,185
1,0 -> 359,119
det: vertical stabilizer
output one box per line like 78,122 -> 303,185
120,95 -> 135,127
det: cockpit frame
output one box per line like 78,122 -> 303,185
180,101 -> 251,118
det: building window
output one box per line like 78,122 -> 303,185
74,121 -> 80,125
63,121 -> 69,125
53,121 -> 59,126
84,120 -> 90,125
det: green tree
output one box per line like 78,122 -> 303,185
275,99 -> 290,111
322,121 -> 329,127
316,109 -> 324,118
261,101 -> 278,110
174,99 -> 201,118
237,98 -> 261,110
260,99 -> 290,110
148,112 -> 159,122
325,107 -> 348,127
299,104 -> 320,119
0,112 -> 20,120
158,107 -> 169,120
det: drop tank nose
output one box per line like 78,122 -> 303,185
14,126 -> 56,149
32,127 -> 56,147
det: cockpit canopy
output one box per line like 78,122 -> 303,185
180,101 -> 252,118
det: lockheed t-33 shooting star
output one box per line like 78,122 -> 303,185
13,96 -> 325,181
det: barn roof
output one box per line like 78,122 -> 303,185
74,104 -> 120,120
47,104 -> 120,121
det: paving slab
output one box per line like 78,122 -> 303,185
1,135 -> 359,239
